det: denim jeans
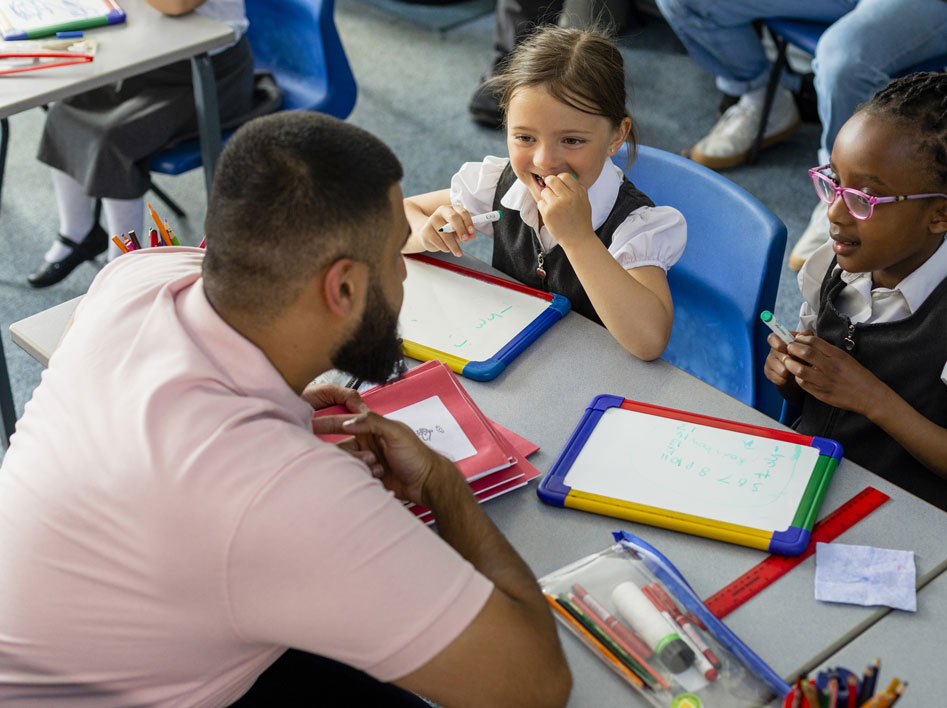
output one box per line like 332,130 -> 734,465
654,0 -> 947,162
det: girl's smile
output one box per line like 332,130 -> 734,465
827,111 -> 947,289
505,85 -> 630,206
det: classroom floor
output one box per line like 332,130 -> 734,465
0,0 -> 822,460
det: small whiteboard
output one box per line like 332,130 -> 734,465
0,0 -> 125,41
538,395 -> 842,555
399,255 -> 570,381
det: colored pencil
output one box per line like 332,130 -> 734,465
111,235 -> 129,254
147,203 -> 172,246
847,673 -> 858,708
569,589 -> 668,689
164,219 -> 180,246
557,593 -> 656,687
543,593 -> 645,690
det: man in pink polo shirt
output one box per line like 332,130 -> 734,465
0,112 -> 570,708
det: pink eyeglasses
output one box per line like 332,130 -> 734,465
809,164 -> 947,220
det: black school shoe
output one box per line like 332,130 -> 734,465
469,81 -> 503,129
27,223 -> 109,288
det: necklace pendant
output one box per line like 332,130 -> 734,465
843,322 -> 856,351
536,251 -> 546,279
536,266 -> 546,279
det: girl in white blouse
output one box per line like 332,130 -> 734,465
403,26 -> 686,361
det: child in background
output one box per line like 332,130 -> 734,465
403,26 -> 686,361
765,72 -> 947,510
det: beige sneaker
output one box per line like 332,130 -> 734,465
789,201 -> 830,271
690,86 -> 800,170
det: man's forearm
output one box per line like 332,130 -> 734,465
422,457 -> 546,606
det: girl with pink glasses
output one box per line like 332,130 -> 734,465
765,71 -> 947,510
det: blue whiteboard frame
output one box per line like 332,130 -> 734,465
401,254 -> 571,381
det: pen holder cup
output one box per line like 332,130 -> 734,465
538,532 -> 790,708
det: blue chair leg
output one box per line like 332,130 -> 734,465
747,33 -> 789,165
0,334 -> 16,451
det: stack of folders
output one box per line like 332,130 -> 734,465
313,360 -> 542,522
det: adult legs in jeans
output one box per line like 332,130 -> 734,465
227,649 -> 432,708
654,0 -> 854,168
790,0 -> 947,268
469,0 -> 564,128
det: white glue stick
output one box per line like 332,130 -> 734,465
611,582 -> 695,673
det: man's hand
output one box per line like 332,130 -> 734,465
536,173 -> 593,248
784,334 -> 885,416
301,382 -> 367,413
311,411 -> 457,506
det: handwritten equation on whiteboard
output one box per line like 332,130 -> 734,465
399,259 -> 550,363
2,0 -> 108,24
563,408 -> 821,532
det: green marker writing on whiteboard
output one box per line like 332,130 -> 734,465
760,310 -> 794,345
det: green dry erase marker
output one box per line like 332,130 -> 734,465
760,310 -> 795,345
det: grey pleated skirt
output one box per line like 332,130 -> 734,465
37,36 -> 255,200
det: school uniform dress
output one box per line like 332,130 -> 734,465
449,156 -> 686,323
0,249 -> 492,707
37,0 -> 255,200
794,239 -> 947,510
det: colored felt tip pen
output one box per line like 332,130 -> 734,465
760,310 -> 795,345
438,210 -> 502,233
649,583 -> 721,669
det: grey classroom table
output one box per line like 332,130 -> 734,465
808,569 -> 947,706
9,254 -> 947,708
0,0 -> 235,194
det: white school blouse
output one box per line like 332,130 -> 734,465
449,156 -> 687,271
798,238 -> 947,385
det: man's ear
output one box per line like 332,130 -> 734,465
323,258 -> 368,317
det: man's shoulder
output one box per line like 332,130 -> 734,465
87,248 -> 204,300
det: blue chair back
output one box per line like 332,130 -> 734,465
151,0 -> 357,175
765,17 -> 947,74
244,0 -> 356,116
613,145 -> 787,419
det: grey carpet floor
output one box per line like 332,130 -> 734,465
0,1 -> 823,458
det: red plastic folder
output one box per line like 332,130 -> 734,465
312,360 -> 537,484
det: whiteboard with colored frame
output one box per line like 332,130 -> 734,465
538,395 -> 843,555
398,254 -> 570,381
0,0 -> 125,41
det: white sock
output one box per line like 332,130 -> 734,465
102,197 -> 144,261
46,168 -> 95,263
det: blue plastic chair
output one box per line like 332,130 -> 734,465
613,144 -> 787,419
749,17 -> 947,164
149,0 -> 357,183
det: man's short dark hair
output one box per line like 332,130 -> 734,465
202,111 -> 404,315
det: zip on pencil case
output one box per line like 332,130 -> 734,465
539,531 -> 791,707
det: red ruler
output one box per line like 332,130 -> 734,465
703,486 -> 891,619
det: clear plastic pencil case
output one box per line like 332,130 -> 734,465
538,531 -> 791,707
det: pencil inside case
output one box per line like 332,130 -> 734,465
538,532 -> 791,707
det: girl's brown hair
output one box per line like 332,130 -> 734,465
487,25 -> 637,161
